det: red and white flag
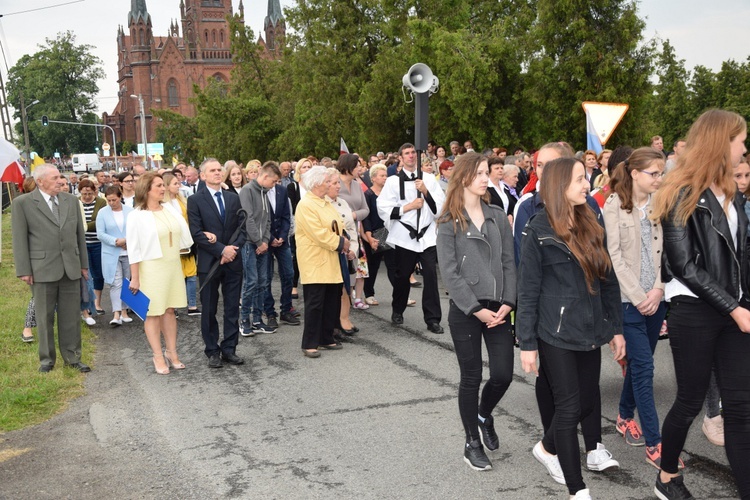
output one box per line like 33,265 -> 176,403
0,137 -> 24,185
340,137 -> 349,155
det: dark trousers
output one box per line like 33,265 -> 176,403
198,267 -> 241,357
301,283 -> 341,349
661,297 -> 750,498
448,301 -> 514,442
619,302 -> 667,446
536,362 -> 602,453
363,240 -> 387,299
384,245 -> 441,324
539,340 -> 601,495
86,242 -> 103,291
33,277 -> 82,367
263,241 -> 294,316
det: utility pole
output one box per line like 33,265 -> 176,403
20,95 -> 39,173
131,94 -> 148,166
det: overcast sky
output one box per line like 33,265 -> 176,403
0,0 -> 748,117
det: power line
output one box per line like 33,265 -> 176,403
0,0 -> 85,18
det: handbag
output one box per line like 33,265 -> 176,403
371,226 -> 392,254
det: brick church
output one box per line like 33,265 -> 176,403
102,0 -> 285,148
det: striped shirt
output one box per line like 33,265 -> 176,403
82,201 -> 99,244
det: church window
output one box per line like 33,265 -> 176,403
168,80 -> 179,107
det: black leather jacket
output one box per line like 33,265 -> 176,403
662,189 -> 749,315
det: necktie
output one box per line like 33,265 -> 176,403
215,192 -> 225,222
50,195 -> 60,224
192,184 -> 197,194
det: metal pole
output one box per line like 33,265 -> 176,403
19,92 -> 30,173
139,94 -> 148,168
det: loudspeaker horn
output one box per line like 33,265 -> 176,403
402,63 -> 435,94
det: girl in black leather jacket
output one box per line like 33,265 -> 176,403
651,109 -> 750,500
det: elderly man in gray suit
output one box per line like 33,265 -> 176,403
12,164 -> 91,373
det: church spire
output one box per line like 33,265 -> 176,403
264,0 -> 283,29
128,0 -> 151,26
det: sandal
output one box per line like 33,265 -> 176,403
365,296 -> 379,306
353,299 -> 369,310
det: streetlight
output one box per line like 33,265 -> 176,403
130,94 -> 148,167
20,95 -> 39,172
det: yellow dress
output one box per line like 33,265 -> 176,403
139,209 -> 187,316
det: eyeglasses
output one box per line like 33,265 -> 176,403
122,179 -> 135,183
640,171 -> 666,179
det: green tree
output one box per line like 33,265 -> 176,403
646,40 -> 693,148
6,31 -> 105,156
689,65 -> 717,117
520,0 -> 654,149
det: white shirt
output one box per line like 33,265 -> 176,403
489,179 -> 508,212
206,185 -> 225,215
267,186 -> 277,213
376,168 -> 445,252
39,190 -> 56,214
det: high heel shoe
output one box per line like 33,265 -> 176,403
163,350 -> 186,370
152,356 -> 170,375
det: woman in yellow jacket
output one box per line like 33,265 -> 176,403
295,165 -> 350,358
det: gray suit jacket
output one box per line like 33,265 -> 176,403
12,189 -> 88,282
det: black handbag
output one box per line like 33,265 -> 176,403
371,227 -> 392,254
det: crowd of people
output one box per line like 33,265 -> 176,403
13,108 -> 750,500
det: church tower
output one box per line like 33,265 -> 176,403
181,0 -> 234,62
264,0 -> 285,59
127,0 -> 154,148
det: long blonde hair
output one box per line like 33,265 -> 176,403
651,109 -> 746,225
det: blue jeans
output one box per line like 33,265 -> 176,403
81,272 -> 95,313
240,242 -> 268,323
618,301 -> 667,447
86,242 -> 103,291
185,275 -> 197,309
263,241 -> 294,317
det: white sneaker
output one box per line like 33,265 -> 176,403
533,441 -> 566,484
121,317 -> 133,323
702,414 -> 725,446
587,443 -> 619,471
82,315 -> 96,326
570,488 -> 592,499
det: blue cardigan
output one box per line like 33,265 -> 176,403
96,205 -> 133,284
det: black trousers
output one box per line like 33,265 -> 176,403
661,297 -> 750,498
384,244 -> 441,325
448,301 -> 514,442
536,360 -> 602,453
198,267 -> 241,357
301,283 -> 342,349
538,340 -> 601,495
363,239 -> 387,299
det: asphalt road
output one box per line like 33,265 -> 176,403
0,269 -> 739,499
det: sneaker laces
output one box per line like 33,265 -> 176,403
625,419 -> 642,440
589,445 -> 613,463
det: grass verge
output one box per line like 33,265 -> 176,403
0,202 -> 96,433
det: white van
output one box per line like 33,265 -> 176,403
72,153 -> 102,173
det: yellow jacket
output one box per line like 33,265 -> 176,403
295,192 -> 345,284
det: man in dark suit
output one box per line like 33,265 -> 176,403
262,181 -> 300,327
187,158 -> 246,368
12,164 -> 91,373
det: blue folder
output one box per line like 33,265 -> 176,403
120,278 -> 150,321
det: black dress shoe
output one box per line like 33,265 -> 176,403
221,352 -> 245,365
391,313 -> 404,325
65,362 -> 91,372
427,323 -> 444,334
208,353 -> 223,368
39,364 -> 53,373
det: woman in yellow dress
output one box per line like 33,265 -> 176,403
126,172 -> 194,374
163,172 -> 200,316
